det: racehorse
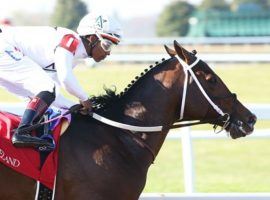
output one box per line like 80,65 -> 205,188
0,41 -> 256,200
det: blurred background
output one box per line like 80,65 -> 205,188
1,0 -> 270,199
2,0 -> 270,38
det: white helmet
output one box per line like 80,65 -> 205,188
77,12 -> 123,44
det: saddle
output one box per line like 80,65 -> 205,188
0,109 -> 70,190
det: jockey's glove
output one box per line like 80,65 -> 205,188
79,99 -> 93,115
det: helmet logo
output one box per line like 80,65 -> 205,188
96,16 -> 107,29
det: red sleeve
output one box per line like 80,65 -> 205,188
59,34 -> 79,54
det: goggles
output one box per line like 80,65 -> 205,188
95,32 -> 115,52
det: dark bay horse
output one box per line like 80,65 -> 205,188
0,41 -> 256,200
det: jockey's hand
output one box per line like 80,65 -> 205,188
79,99 -> 93,115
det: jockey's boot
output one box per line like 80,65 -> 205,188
12,91 -> 55,148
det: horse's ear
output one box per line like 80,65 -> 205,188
173,40 -> 197,65
164,45 -> 176,57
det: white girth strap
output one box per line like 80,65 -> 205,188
176,55 -> 225,120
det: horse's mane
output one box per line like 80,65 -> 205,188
90,58 -> 169,112
90,87 -> 119,112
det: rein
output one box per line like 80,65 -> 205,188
85,56 -> 231,133
92,112 -> 163,132
20,56 -> 234,163
22,56 -> 231,134
15,105 -> 81,134
171,114 -> 230,130
86,56 -> 231,133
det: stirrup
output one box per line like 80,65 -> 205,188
38,134 -> 55,152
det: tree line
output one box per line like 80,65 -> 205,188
157,0 -> 270,36
50,0 -> 270,36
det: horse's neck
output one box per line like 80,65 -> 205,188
117,60 -> 182,166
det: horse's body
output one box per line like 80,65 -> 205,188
56,116 -> 149,200
0,42 -> 256,200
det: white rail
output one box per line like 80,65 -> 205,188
110,37 -> 270,63
105,53 -> 270,63
140,193 -> 270,200
122,36 -> 270,45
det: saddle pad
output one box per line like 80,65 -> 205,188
0,111 -> 68,189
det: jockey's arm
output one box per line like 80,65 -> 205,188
54,47 -> 89,102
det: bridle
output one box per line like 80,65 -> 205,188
137,55 -> 239,162
170,55 -> 233,132
127,54 -> 241,162
177,56 -> 226,120
80,55 -> 238,134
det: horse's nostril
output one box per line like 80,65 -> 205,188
248,115 -> 257,125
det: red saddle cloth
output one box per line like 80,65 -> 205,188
0,111 -> 62,189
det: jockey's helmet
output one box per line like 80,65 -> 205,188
77,12 -> 123,45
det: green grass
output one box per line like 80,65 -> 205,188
143,140 -> 184,192
195,139 -> 270,192
0,63 -> 269,192
144,139 -> 270,192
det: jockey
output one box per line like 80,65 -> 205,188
0,12 -> 122,149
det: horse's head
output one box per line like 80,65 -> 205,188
165,41 -> 257,139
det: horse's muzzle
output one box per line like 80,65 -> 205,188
228,113 -> 257,139
247,114 -> 257,129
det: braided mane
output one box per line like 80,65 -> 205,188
90,58 -> 167,112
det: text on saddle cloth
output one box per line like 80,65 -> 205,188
0,110 -> 69,189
